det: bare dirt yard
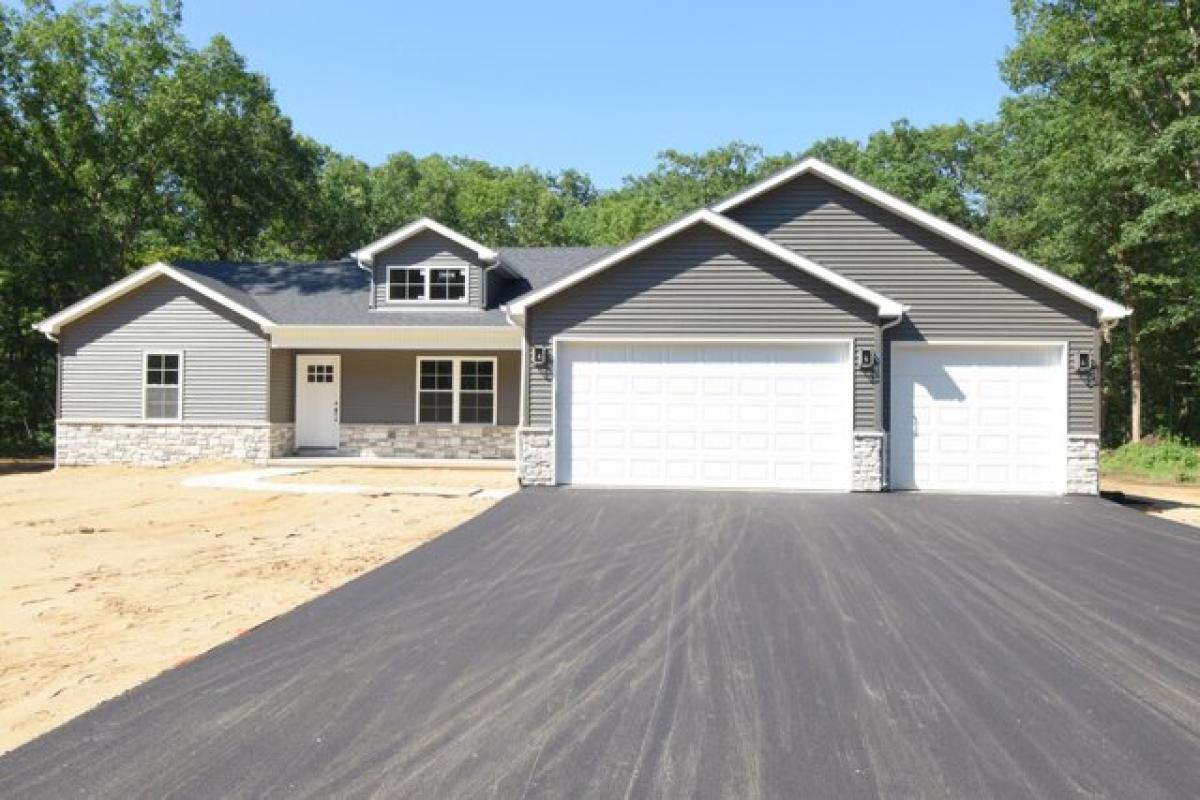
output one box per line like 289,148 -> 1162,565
0,463 -> 514,754
1102,476 -> 1200,529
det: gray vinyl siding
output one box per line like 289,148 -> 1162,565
59,276 -> 268,421
271,349 -> 519,425
525,224 -> 879,429
372,230 -> 485,309
727,174 -> 1101,434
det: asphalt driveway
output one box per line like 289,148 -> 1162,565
2,489 -> 1199,799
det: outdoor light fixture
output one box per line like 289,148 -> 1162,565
1072,350 -> 1094,373
531,345 -> 551,368
856,347 -> 877,371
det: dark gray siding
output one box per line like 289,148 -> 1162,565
60,276 -> 268,421
727,174 -> 1101,433
372,230 -> 485,309
271,349 -> 519,425
525,224 -> 880,429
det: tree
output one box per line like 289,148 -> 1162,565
988,0 -> 1200,442
806,120 -> 987,231
0,0 -> 317,449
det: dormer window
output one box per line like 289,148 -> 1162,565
387,266 -> 467,303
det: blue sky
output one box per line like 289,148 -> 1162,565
179,1 -> 1016,188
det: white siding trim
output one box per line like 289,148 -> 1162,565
505,210 -> 904,319
713,158 -> 1131,322
268,325 -> 521,350
353,217 -> 498,264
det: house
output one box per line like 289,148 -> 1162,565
35,159 -> 1130,494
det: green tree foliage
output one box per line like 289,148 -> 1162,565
981,0 -> 1200,442
806,120 -> 987,232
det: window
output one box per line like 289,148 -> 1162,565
417,357 -> 496,424
429,267 -> 466,301
459,360 -> 495,423
418,359 -> 455,423
144,352 -> 181,419
387,266 -> 467,303
388,267 -> 425,301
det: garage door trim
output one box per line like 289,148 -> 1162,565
551,335 -> 856,490
890,339 -> 1069,495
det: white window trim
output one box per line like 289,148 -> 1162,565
415,356 -> 498,425
385,265 -> 469,305
142,350 -> 184,421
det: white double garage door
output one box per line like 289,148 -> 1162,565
554,340 -> 1067,493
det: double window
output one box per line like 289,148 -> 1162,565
387,266 -> 467,303
144,352 -> 182,419
417,357 -> 496,424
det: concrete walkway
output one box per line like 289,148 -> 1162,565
182,467 -> 512,499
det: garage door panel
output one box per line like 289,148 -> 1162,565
557,341 -> 852,490
891,344 -> 1065,494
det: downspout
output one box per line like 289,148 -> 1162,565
481,257 -> 503,309
354,253 -> 375,310
876,308 -> 908,490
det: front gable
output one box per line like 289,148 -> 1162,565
367,228 -> 488,309
715,159 -> 1128,325
725,172 -> 1099,337
533,222 -> 880,333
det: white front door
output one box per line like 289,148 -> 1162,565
890,344 -> 1066,493
555,340 -> 853,490
295,354 -> 341,449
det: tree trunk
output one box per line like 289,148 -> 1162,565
1128,313 -> 1143,442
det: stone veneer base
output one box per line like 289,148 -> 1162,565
56,420 -> 271,466
852,431 -> 886,492
334,424 -> 516,460
1066,434 -> 1100,495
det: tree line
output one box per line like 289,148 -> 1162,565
1,0 -> 1197,452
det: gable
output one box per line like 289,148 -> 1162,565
715,159 -> 1128,323
370,228 -> 486,308
726,173 -> 1099,336
533,223 -> 879,333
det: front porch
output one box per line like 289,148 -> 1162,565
270,347 -> 520,463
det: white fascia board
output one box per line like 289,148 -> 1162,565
505,209 -> 904,319
268,325 -> 521,351
351,218 -> 498,265
35,262 -> 275,336
713,158 -> 1132,322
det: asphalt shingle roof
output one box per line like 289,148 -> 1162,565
171,245 -> 615,327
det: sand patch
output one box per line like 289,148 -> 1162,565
0,463 -> 500,753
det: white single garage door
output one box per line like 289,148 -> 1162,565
555,340 -> 852,490
890,344 -> 1066,493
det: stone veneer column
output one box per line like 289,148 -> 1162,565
1066,435 -> 1100,495
851,431 -> 886,492
517,427 -> 554,486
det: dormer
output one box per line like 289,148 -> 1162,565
352,218 -> 503,310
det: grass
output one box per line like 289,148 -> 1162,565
1101,436 -> 1200,484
